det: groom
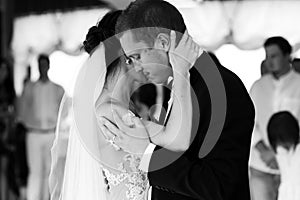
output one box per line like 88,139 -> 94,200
100,0 -> 255,199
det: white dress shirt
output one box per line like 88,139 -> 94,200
249,70 -> 300,174
20,80 -> 64,130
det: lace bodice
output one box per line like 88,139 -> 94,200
102,154 -> 148,200
99,111 -> 149,200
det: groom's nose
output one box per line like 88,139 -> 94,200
134,64 -> 143,72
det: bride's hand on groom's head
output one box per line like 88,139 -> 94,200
99,110 -> 150,155
168,30 -> 201,73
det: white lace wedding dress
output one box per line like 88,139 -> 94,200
60,111 -> 149,200
51,44 -> 149,200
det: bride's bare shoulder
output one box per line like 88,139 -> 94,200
96,100 -> 130,123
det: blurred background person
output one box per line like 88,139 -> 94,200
261,59 -> 270,76
267,111 -> 300,200
19,54 -> 64,200
249,36 -> 300,200
12,65 -> 33,200
292,58 -> 300,73
23,66 -> 32,86
0,58 -> 16,200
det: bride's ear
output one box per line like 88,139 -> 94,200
154,33 -> 170,51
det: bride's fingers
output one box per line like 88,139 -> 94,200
112,110 -> 130,133
186,35 -> 193,50
194,43 -> 199,54
169,30 -> 176,52
100,124 -> 125,151
174,30 -> 188,50
99,117 -> 120,135
181,30 -> 189,45
99,124 -> 116,141
192,41 -> 198,52
112,136 -> 123,150
197,45 -> 203,56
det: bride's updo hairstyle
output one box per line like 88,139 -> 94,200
83,10 -> 123,83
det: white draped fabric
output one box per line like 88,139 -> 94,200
231,1 -> 300,50
167,0 -> 300,51
12,8 -> 109,94
11,1 -> 300,93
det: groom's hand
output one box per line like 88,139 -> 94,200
99,110 -> 150,155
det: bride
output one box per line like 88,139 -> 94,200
49,10 -> 199,200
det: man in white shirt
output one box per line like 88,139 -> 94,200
249,36 -> 300,200
20,54 -> 64,200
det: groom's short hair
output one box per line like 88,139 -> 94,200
116,0 -> 186,46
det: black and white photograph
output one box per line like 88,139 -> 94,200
1,0 -> 300,200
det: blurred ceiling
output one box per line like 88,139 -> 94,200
14,0 -> 111,16
13,0 -> 247,16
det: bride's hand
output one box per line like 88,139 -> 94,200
168,30 -> 201,73
99,111 -> 150,155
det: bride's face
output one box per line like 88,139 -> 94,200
126,62 -> 147,83
119,51 -> 147,84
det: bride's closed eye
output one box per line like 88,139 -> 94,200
125,54 -> 141,65
124,56 -> 133,65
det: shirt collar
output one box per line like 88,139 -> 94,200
167,76 -> 174,85
272,69 -> 294,82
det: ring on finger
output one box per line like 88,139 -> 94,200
108,139 -> 114,145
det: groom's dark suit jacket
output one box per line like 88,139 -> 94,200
149,52 -> 255,200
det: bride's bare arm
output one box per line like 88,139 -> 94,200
144,31 -> 199,151
98,32 -> 200,153
96,102 -> 134,144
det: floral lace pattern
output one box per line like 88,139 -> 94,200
99,110 -> 148,200
102,154 -> 149,200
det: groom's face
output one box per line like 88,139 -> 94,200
120,31 -> 172,84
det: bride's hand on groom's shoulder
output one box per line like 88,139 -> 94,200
168,30 -> 201,73
99,110 -> 150,155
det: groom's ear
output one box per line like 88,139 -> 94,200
154,33 -> 170,51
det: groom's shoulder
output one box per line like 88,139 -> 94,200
190,52 -> 245,89
219,65 -> 243,84
218,65 -> 249,96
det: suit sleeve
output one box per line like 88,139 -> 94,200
148,113 -> 254,199
147,52 -> 255,199
249,84 -> 263,147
